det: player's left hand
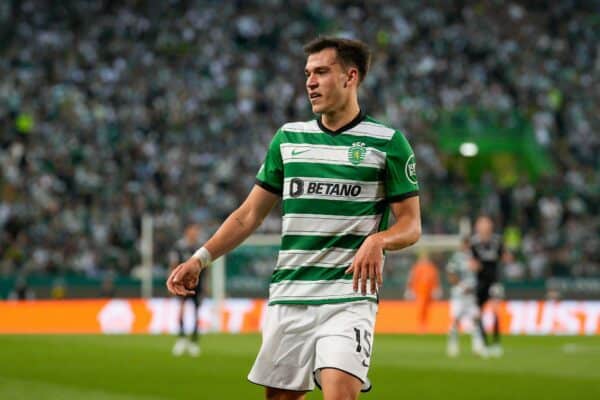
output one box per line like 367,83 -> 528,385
346,235 -> 384,295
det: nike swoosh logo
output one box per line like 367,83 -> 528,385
291,149 -> 310,156
362,360 -> 370,367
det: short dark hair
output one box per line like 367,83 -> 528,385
303,36 -> 371,84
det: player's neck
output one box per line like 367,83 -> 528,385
320,100 -> 361,132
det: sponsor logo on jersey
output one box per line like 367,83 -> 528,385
289,178 -> 304,197
405,154 -> 417,184
289,178 -> 362,198
348,142 -> 366,165
291,149 -> 310,156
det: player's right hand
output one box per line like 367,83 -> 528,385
166,257 -> 203,296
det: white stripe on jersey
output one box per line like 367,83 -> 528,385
281,120 -> 320,133
282,213 -> 382,236
276,248 -> 356,269
269,280 -> 377,302
280,143 -> 386,169
344,122 -> 396,140
282,177 -> 385,202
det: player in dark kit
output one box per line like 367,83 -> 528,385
470,215 -> 507,357
169,223 -> 208,357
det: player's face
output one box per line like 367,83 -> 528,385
305,48 -> 353,114
475,217 -> 493,237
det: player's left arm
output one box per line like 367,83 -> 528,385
347,196 -> 421,295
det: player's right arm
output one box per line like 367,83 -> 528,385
203,185 -> 279,259
166,185 -> 279,296
168,128 -> 284,296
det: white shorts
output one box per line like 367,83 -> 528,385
450,294 -> 479,320
248,301 -> 377,392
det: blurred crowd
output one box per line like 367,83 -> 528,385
0,0 -> 598,282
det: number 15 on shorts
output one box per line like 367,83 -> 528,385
354,327 -> 372,367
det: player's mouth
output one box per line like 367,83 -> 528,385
309,92 -> 322,102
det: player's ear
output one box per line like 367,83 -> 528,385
345,68 -> 359,88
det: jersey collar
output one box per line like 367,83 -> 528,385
317,109 -> 366,136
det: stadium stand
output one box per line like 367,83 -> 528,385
0,1 -> 597,289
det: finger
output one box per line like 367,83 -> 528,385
169,279 -> 183,296
166,266 -> 181,293
376,263 -> 383,289
173,267 -> 192,288
174,284 -> 195,297
352,262 -> 359,292
168,264 -> 183,287
170,284 -> 181,296
168,265 -> 186,294
166,276 -> 173,293
360,264 -> 368,295
345,263 -> 354,274
172,264 -> 186,283
370,264 -> 377,294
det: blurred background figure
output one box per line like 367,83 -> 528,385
8,275 -> 35,300
470,215 -> 508,357
50,278 -> 67,300
169,223 -> 208,357
405,251 -> 441,333
99,273 -> 116,298
446,237 -> 485,357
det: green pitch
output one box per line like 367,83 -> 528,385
1,334 -> 599,399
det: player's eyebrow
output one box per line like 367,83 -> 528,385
305,61 -> 339,75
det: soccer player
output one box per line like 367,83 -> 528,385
167,36 -> 421,400
446,237 -> 486,357
471,215 -> 507,357
405,251 -> 441,333
169,223 -> 207,357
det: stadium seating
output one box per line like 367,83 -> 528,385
0,1 -> 597,288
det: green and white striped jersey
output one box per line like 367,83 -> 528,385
256,112 -> 419,305
446,250 -> 476,299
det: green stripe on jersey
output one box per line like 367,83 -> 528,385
269,297 -> 377,305
281,234 -> 365,251
271,266 -> 351,283
284,162 -> 383,181
283,198 -> 386,217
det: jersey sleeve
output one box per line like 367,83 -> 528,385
256,128 -> 284,195
384,131 -> 419,202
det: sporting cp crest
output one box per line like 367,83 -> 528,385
348,142 -> 366,165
